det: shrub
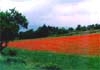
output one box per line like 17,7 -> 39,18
1,49 -> 17,56
41,65 -> 61,70
8,50 -> 17,56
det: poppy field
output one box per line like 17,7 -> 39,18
8,34 -> 100,55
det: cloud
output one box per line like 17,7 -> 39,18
0,0 -> 100,29
10,0 -> 32,2
56,0 -> 85,4
0,0 -> 52,12
40,0 -> 100,27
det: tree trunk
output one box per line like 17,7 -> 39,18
0,41 -> 3,53
0,41 -> 8,53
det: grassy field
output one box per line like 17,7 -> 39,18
0,48 -> 100,70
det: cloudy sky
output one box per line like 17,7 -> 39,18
0,0 -> 100,29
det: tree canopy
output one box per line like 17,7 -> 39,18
0,8 -> 28,51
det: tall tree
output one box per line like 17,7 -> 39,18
0,8 -> 28,52
68,27 -> 74,32
76,25 -> 82,31
19,29 -> 34,39
35,24 -> 49,37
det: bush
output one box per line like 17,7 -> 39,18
2,48 -> 17,56
6,57 -> 26,64
41,65 -> 61,70
8,50 -> 17,56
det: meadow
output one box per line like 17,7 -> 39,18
0,48 -> 100,70
9,33 -> 100,55
0,33 -> 100,70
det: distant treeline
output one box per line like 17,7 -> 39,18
18,24 -> 100,39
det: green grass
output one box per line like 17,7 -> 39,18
0,48 -> 100,70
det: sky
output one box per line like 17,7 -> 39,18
0,0 -> 100,30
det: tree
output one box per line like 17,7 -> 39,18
19,29 -> 34,39
57,27 -> 68,34
0,8 -> 28,52
68,27 -> 74,32
87,24 -> 95,30
35,24 -> 49,38
81,26 -> 87,31
76,25 -> 82,31
94,24 -> 100,29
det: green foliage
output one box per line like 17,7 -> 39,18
68,27 -> 74,32
35,24 -> 50,37
41,65 -> 61,70
0,8 -> 28,51
18,23 -> 100,40
76,25 -> 82,31
0,48 -> 100,70
19,29 -> 34,39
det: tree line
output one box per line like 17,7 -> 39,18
18,24 -> 100,39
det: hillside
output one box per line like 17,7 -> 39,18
8,33 -> 100,55
0,48 -> 100,70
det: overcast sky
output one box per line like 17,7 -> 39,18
0,0 -> 100,29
